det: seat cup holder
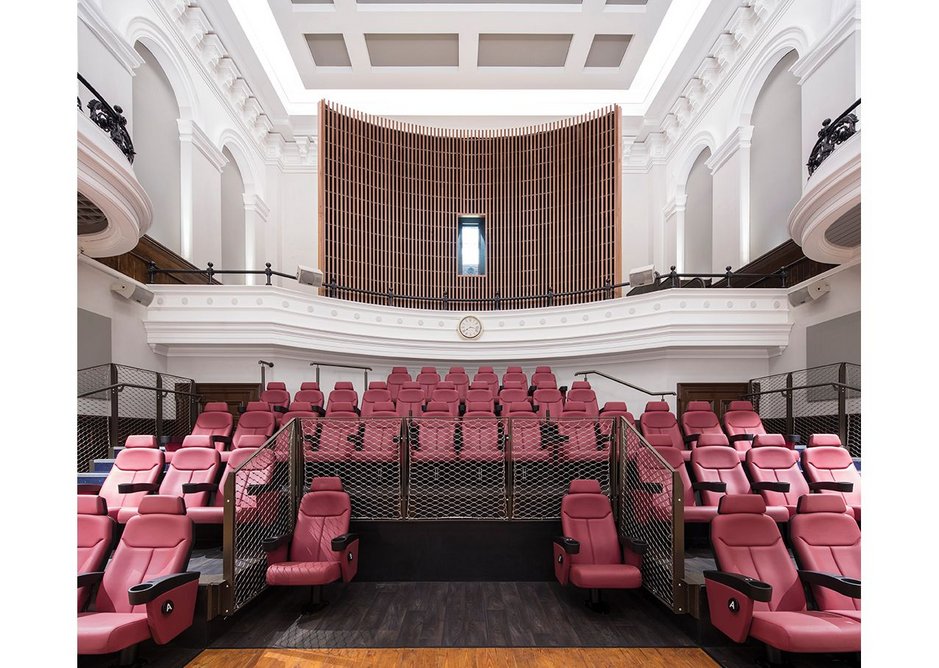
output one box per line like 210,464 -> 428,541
750,580 -> 772,590
129,582 -> 155,594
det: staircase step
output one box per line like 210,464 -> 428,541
92,459 -> 116,473
77,472 -> 108,485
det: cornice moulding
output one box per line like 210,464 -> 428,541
705,125 -> 753,174
790,6 -> 860,85
178,119 -> 228,171
79,0 -> 144,75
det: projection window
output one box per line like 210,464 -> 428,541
458,216 -> 486,276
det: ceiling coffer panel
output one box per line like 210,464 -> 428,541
305,34 -> 352,67
477,34 -> 573,67
365,34 -> 460,67
585,34 -> 632,68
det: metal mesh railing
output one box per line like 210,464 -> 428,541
845,363 -> 861,457
77,364 -> 111,472
617,419 -> 684,613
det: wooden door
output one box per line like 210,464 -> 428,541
676,382 -> 750,419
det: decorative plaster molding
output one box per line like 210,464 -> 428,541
78,0 -> 144,75
706,125 -> 753,174
243,194 -> 271,223
790,4 -> 860,85
178,119 -> 228,172
663,194 -> 688,219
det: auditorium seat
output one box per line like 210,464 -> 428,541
498,381 -> 530,410
416,367 -> 441,398
260,382 -> 291,416
553,479 -> 644,607
722,400 -> 767,451
504,402 -> 549,461
473,366 -> 500,394
639,402 -> 687,459
646,437 -> 716,523
281,401 -> 319,422
746,434 -> 810,517
533,382 -> 565,419
531,365 -> 557,389
232,402 -> 276,449
78,496 -> 199,657
445,367 -> 470,400
430,381 -> 461,416
690,435 -> 789,522
386,367 -> 412,401
558,402 -> 605,462
80,435 -> 164,521
679,401 -> 724,452
412,402 -> 457,462
565,381 -> 599,416
188,448 -> 277,526
294,382 -> 325,412
312,402 -> 358,463
802,435 -> 861,522
326,382 -> 359,413
116,440 -> 221,523
790,495 -> 861,618
396,381 -> 425,417
704,495 -> 860,656
187,402 -> 233,452
263,478 -> 359,612
598,402 -> 636,440
465,381 -> 496,413
361,382 -> 393,417
460,402 -> 502,461
78,496 -> 115,612
352,402 -> 400,462
502,366 -> 528,389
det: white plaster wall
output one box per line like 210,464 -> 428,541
684,148 -> 713,273
220,147 -> 246,283
620,170 -> 656,277
276,170 -> 318,286
800,33 -> 860,165
78,18 -> 133,134
189,151 -> 223,269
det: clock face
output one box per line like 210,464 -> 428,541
458,316 -> 483,340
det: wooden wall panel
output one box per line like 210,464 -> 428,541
320,101 -> 619,309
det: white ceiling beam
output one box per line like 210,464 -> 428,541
459,31 -> 479,70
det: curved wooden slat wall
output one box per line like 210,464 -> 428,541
318,100 -> 620,310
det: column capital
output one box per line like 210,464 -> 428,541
707,125 -> 754,174
178,119 -> 228,172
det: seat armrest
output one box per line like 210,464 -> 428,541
331,533 -> 360,551
693,481 -> 727,493
181,482 -> 217,494
553,536 -> 580,555
703,571 -> 773,602
128,572 -> 200,605
799,570 -> 861,598
261,534 -> 291,553
247,482 -> 282,495
729,433 -> 755,443
211,435 -> 232,450
751,481 -> 790,493
619,535 -> 647,554
683,433 -> 700,445
117,482 -> 160,494
78,571 -> 105,588
273,405 -> 288,414
77,484 -> 102,495
809,481 -> 854,492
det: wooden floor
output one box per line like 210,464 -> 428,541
188,647 -> 719,667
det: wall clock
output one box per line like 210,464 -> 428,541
458,315 -> 483,340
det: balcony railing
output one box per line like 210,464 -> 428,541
78,73 -> 135,164
807,99 -> 860,177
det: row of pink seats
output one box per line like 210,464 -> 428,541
387,365 -> 558,401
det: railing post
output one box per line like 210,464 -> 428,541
264,263 -> 273,286
387,288 -> 394,306
289,418 -> 302,520
147,261 -> 157,284
668,266 -> 678,288
837,362 -> 848,446
494,291 -> 501,310
327,278 -> 337,298
505,417 -> 514,520
206,262 -> 215,284
442,291 -> 449,310
546,288 -> 554,308
155,373 -> 164,444
785,373 -> 794,438
221,463 -> 235,615
108,363 -> 119,457
725,266 -> 733,288
604,278 -> 612,300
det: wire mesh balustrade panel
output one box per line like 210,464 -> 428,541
231,430 -> 294,612
748,372 -> 787,435
300,417 -> 402,520
790,366 -> 841,444
617,420 -> 681,611
113,366 -> 159,446
511,417 -> 612,520
160,372 -> 196,444
845,363 -> 862,457
407,417 -> 507,519
77,365 -> 112,472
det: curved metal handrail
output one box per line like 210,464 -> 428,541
573,370 -> 676,399
78,73 -> 135,164
807,99 -> 860,177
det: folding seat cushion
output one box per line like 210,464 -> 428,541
690,439 -> 789,522
565,381 -> 599,416
679,401 -> 723,451
498,381 -> 529,408
648,441 -> 716,523
704,495 -> 860,654
554,480 -> 644,591
311,402 -> 358,463
746,435 -> 809,517
396,382 -> 425,417
412,402 -> 457,462
78,496 -> 198,656
294,382 -> 324,410
533,383 -> 565,419
416,367 -> 441,398
460,402 -> 501,461
78,496 -> 114,612
445,368 -> 470,400
598,402 -> 636,438
639,402 -> 685,455
260,382 -> 291,415
264,478 -> 359,590
472,366 -> 500,394
232,402 -> 276,449
89,436 -> 165,521
117,444 -> 221,523
353,403 -> 400,462
188,448 -> 277,525
722,400 -> 767,448
505,402 -> 550,461
430,381 -> 461,417
326,382 -> 359,413
386,367 -> 412,401
531,366 -> 556,389
361,383 -> 393,417
802,435 -> 861,521
558,402 -> 604,461
790,495 -> 860,616
465,382 -> 495,413
502,366 -> 528,389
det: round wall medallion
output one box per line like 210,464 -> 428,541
458,315 -> 483,340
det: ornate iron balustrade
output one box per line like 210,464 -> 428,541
807,99 -> 860,177
78,73 -> 135,164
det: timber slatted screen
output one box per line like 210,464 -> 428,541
319,101 -> 620,309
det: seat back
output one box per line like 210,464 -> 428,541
461,403 -> 501,461
294,382 -> 324,409
326,382 -> 359,412
313,403 -> 358,461
211,448 -> 273,511
498,381 -> 529,407
710,495 -> 806,613
560,480 -> 620,566
722,400 -> 767,439
416,367 -> 441,397
361,385 -> 393,416
386,367 -> 412,401
159,446 -> 221,508
465,383 -> 495,412
472,367 -> 500,394
690,441 -> 751,507
502,366 -> 528,388
802,435 -> 861,507
531,366 -> 556,388
290,478 -> 350,564
533,384 -> 564,419
558,402 -> 603,461
445,368 -> 470,400
260,382 -> 290,413
233,403 -> 276,447
651,445 -> 696,509
191,405 -> 233,440
396,382 -> 425,417
679,401 -> 722,450
746,435 -> 809,508
430,381 -> 461,416
356,403 -> 400,462
639,401 -> 683,450
95,496 -> 193,614
98,438 -> 165,517
599,401 -> 635,436
78,496 -> 114,610
790,495 -> 860,611
281,401 -> 319,423
565,381 -> 599,416
505,403 -> 547,460
413,402 -> 456,461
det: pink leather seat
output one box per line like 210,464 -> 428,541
310,402 -> 358,463
690,436 -> 789,522
445,367 -> 470,400
722,400 -> 767,454
533,382 -> 564,419
233,402 -> 276,449
396,381 -> 425,417
553,480 -> 644,596
294,382 -> 325,411
502,366 -> 528,389
386,367 -> 412,402
78,496 -> 114,612
531,366 -> 556,389
78,496 -> 199,656
498,381 -> 529,409
460,402 -> 502,462
472,366 -> 500,395
326,382 -> 359,413
416,367 -> 441,398
565,381 -> 599,417
802,435 -> 861,521
679,401 -> 723,452
83,435 -> 164,521
187,448 -> 276,525
260,382 -> 291,417
746,435 -> 809,517
505,403 -> 548,461
353,403 -> 400,462
598,402 -> 636,440
558,402 -> 605,462
704,495 -> 860,655
361,382 -> 393,417
430,381 -> 461,417
465,382 -> 495,413
412,402 -> 457,462
264,478 -> 359,608
639,401 -> 686,458
646,437 -> 716,523
187,402 -> 233,453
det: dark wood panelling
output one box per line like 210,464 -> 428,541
320,102 -> 620,309
676,382 -> 750,419
712,240 -> 836,288
97,235 -> 220,285
193,383 -> 260,428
